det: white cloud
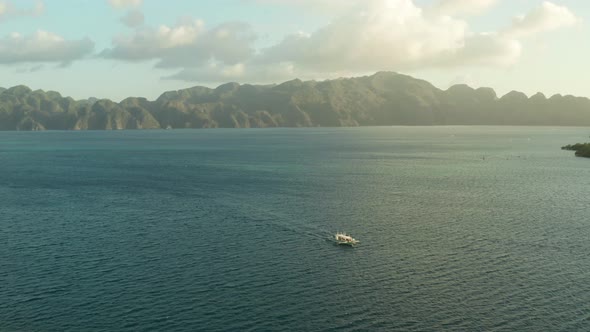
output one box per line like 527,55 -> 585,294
108,0 -> 142,9
255,0 -> 498,17
30,1 -> 44,16
101,0 -> 577,84
0,1 -> 44,19
504,1 -> 579,38
436,33 -> 522,67
104,19 -> 204,60
168,62 -> 298,83
121,9 -> 144,28
102,19 -> 257,68
161,0 -> 521,82
257,0 -> 518,74
249,0 -> 364,14
430,0 -> 498,17
0,30 -> 94,65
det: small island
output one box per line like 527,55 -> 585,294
562,142 -> 590,158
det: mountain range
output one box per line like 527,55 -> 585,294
1,72 -> 589,131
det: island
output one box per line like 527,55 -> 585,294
3,72 -> 590,130
562,142 -> 590,158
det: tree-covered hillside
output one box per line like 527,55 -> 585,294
2,72 -> 590,130
562,143 -> 590,158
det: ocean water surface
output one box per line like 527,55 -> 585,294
1,126 -> 590,331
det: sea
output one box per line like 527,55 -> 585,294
1,126 -> 589,331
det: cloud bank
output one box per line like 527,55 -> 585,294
2,0 -> 570,82
102,19 -> 257,69
108,0 -> 142,9
120,9 -> 144,28
504,1 -> 579,38
430,0 -> 499,17
0,31 -> 94,65
2,0 -> 577,80
0,1 -> 44,20
97,0 -> 581,83
258,0 -> 517,73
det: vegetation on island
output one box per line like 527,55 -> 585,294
3,72 -> 590,130
562,142 -> 590,158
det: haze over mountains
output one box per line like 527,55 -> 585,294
1,72 -> 589,131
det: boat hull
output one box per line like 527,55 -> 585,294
334,233 -> 359,246
336,241 -> 358,246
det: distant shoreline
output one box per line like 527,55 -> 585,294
3,72 -> 590,131
2,125 -> 590,133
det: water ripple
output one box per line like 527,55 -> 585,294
2,127 -> 590,331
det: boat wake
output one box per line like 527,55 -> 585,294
207,192 -> 352,244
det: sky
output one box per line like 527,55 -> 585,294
0,0 -> 587,101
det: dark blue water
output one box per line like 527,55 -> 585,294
1,127 -> 590,331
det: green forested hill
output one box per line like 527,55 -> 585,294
2,72 -> 590,130
562,143 -> 590,157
